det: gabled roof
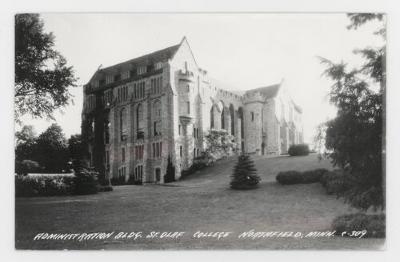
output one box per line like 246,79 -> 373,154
245,83 -> 281,99
100,44 -> 181,73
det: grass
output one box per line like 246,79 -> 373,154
15,154 -> 385,250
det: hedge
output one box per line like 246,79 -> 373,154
288,144 -> 310,156
276,168 -> 329,185
332,213 -> 385,238
15,174 -> 75,197
15,168 -> 101,197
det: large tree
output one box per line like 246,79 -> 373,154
319,13 -> 385,209
15,14 -> 77,122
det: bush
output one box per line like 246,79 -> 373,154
276,171 -> 303,185
15,160 -> 41,175
332,213 -> 385,238
15,174 -> 75,197
73,168 -> 99,195
276,168 -> 329,185
180,156 -> 209,179
288,144 -> 310,156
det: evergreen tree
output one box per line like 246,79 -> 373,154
230,154 -> 260,190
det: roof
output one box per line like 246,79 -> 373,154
98,43 -> 181,73
245,83 -> 281,99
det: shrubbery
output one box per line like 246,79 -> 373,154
288,144 -> 310,156
15,174 -> 75,197
276,168 -> 328,185
332,213 -> 385,238
73,167 -> 99,195
15,160 -> 41,175
320,170 -> 353,195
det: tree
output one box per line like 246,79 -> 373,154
36,123 -> 69,173
318,13 -> 385,209
230,154 -> 260,190
15,14 -> 77,123
15,125 -> 38,162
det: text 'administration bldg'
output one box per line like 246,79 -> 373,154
82,37 -> 303,183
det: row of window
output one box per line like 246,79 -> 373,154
97,62 -> 163,87
118,166 -> 127,179
117,86 -> 129,103
150,76 -> 163,95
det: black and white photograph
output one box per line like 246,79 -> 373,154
2,0 -> 399,258
11,12 -> 387,251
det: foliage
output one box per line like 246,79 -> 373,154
180,156 -> 208,179
15,160 -> 41,175
230,154 -> 260,190
35,123 -> 70,173
73,167 -> 99,195
320,170 -> 353,195
332,213 -> 385,238
276,168 -> 328,185
15,125 -> 38,167
15,14 -> 77,122
204,129 -> 236,161
68,134 -> 84,164
288,144 -> 310,156
15,174 -> 75,197
164,155 -> 176,183
317,14 -> 385,210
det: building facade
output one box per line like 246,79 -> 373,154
81,37 -> 303,183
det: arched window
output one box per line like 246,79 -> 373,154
153,100 -> 161,119
153,100 -> 162,136
136,104 -> 143,128
229,104 -> 235,135
120,107 -> 127,141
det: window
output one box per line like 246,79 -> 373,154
120,107 -> 127,141
106,75 -> 113,84
154,121 -> 161,136
210,106 -> 215,129
104,89 -> 113,105
151,76 -> 163,95
105,150 -> 110,171
134,165 -> 143,182
121,147 -> 126,163
155,62 -> 163,70
134,81 -> 146,99
251,112 -> 255,121
135,145 -> 144,160
187,101 -> 190,114
155,168 -> 161,182
104,116 -> 110,144
180,146 -> 183,157
152,142 -> 162,158
179,125 -> 181,135
153,100 -> 161,118
136,104 -> 144,139
129,69 -> 136,78
138,66 -> 146,75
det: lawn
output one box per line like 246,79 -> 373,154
15,154 -> 385,250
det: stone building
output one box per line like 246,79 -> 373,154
81,37 -> 303,183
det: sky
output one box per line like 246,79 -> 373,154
19,13 -> 384,144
